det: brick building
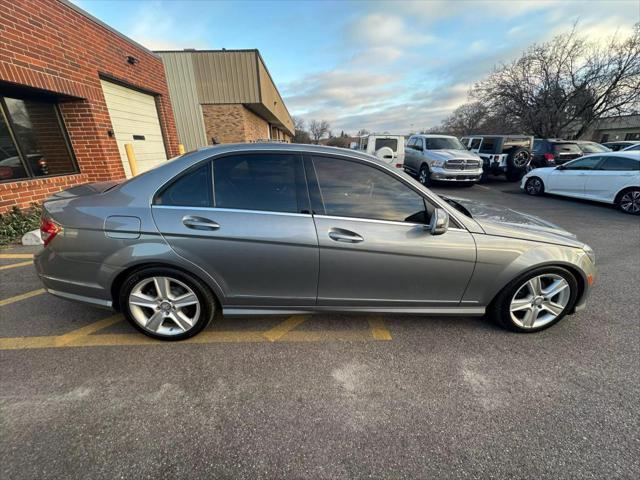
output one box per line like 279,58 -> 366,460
0,0 -> 180,212
157,50 -> 294,151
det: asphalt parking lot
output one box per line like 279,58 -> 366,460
1,179 -> 639,479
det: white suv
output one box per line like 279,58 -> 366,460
403,135 -> 483,186
357,135 -> 405,168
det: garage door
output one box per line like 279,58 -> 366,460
100,80 -> 167,177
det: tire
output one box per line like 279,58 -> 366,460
489,266 -> 578,333
418,164 -> 432,186
524,177 -> 545,196
119,266 -> 215,340
617,188 -> 640,215
505,147 -> 531,181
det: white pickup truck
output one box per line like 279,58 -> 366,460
403,134 -> 483,186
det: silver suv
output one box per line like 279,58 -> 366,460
404,135 -> 483,186
35,143 -> 595,340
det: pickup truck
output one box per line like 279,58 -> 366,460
403,134 -> 483,186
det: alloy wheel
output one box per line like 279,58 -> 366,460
513,151 -> 530,168
620,190 -> 640,214
419,168 -> 429,184
128,276 -> 201,336
509,274 -> 571,329
525,178 -> 542,195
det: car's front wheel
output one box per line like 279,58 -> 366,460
617,188 -> 640,215
418,164 -> 432,186
524,177 -> 545,195
489,267 -> 578,333
120,267 -> 215,340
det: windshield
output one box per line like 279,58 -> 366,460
424,137 -> 465,150
578,142 -> 610,153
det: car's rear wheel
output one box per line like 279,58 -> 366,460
505,147 -> 531,181
489,267 -> 578,333
617,188 -> 640,215
524,177 -> 545,196
120,267 -> 215,340
418,164 -> 432,186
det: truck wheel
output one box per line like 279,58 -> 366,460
506,147 -> 531,181
418,165 -> 432,186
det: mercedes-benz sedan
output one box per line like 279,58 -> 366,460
35,144 -> 596,340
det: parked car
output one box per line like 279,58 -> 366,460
532,139 -> 583,168
357,134 -> 405,168
602,141 -> 638,151
403,134 -> 482,186
460,135 -> 533,181
521,151 -> 640,214
622,143 -> 640,151
573,140 -> 611,154
35,143 -> 596,339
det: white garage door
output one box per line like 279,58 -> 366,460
100,80 -> 167,178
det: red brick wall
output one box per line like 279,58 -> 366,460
0,0 -> 179,212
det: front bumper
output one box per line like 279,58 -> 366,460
431,167 -> 482,182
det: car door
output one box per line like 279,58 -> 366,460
151,152 -> 319,307
306,154 -> 476,308
584,156 -> 640,202
546,156 -> 603,197
403,137 -> 417,173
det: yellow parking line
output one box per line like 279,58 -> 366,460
61,314 -> 123,346
262,315 -> 309,342
368,316 -> 393,341
0,253 -> 34,259
0,260 -> 33,271
0,288 -> 45,307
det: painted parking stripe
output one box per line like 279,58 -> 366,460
368,316 -> 393,340
0,253 -> 34,259
0,260 -> 33,271
0,288 -> 45,307
262,315 -> 309,342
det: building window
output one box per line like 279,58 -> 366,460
624,133 -> 640,141
0,96 -> 78,182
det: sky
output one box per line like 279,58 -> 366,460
73,0 -> 639,134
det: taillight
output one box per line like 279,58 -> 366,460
40,217 -> 62,247
544,153 -> 555,161
395,163 -> 403,168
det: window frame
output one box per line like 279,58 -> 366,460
305,152 -> 453,226
0,96 -> 79,183
562,156 -> 604,171
597,156 -> 640,171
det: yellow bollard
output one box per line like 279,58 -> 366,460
124,143 -> 138,177
178,144 -> 185,155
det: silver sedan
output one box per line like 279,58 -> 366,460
35,143 -> 596,340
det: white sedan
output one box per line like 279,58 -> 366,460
521,151 -> 640,215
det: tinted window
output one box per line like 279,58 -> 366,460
424,137 -> 465,150
156,163 -> 212,207
0,112 -> 26,181
533,140 -> 545,153
624,144 -> 640,151
552,143 -> 582,154
564,157 -> 602,170
479,137 -> 497,153
470,138 -> 481,150
214,153 -> 305,213
312,156 -> 429,223
599,156 -> 639,171
374,138 -> 398,151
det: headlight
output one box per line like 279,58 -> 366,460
583,244 -> 596,264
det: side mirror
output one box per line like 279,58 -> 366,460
428,208 -> 449,235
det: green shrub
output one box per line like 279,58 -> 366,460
0,203 -> 42,246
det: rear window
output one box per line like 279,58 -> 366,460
479,137 -> 498,153
553,143 -> 582,154
502,138 -> 531,150
374,138 -> 398,151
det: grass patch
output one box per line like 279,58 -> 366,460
0,204 -> 42,246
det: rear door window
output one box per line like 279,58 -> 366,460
599,157 -> 640,171
564,157 -> 602,170
155,163 -> 213,207
213,153 -> 308,213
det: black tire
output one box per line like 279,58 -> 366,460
488,266 -> 579,333
524,177 -> 545,196
418,164 -> 432,186
119,266 -> 216,340
616,187 -> 640,215
505,147 -> 531,181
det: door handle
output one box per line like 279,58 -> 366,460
182,215 -> 220,231
328,228 -> 364,243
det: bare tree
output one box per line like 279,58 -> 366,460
292,116 -> 311,144
473,23 -> 640,138
356,128 -> 370,137
430,101 -> 519,136
309,120 -> 330,143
